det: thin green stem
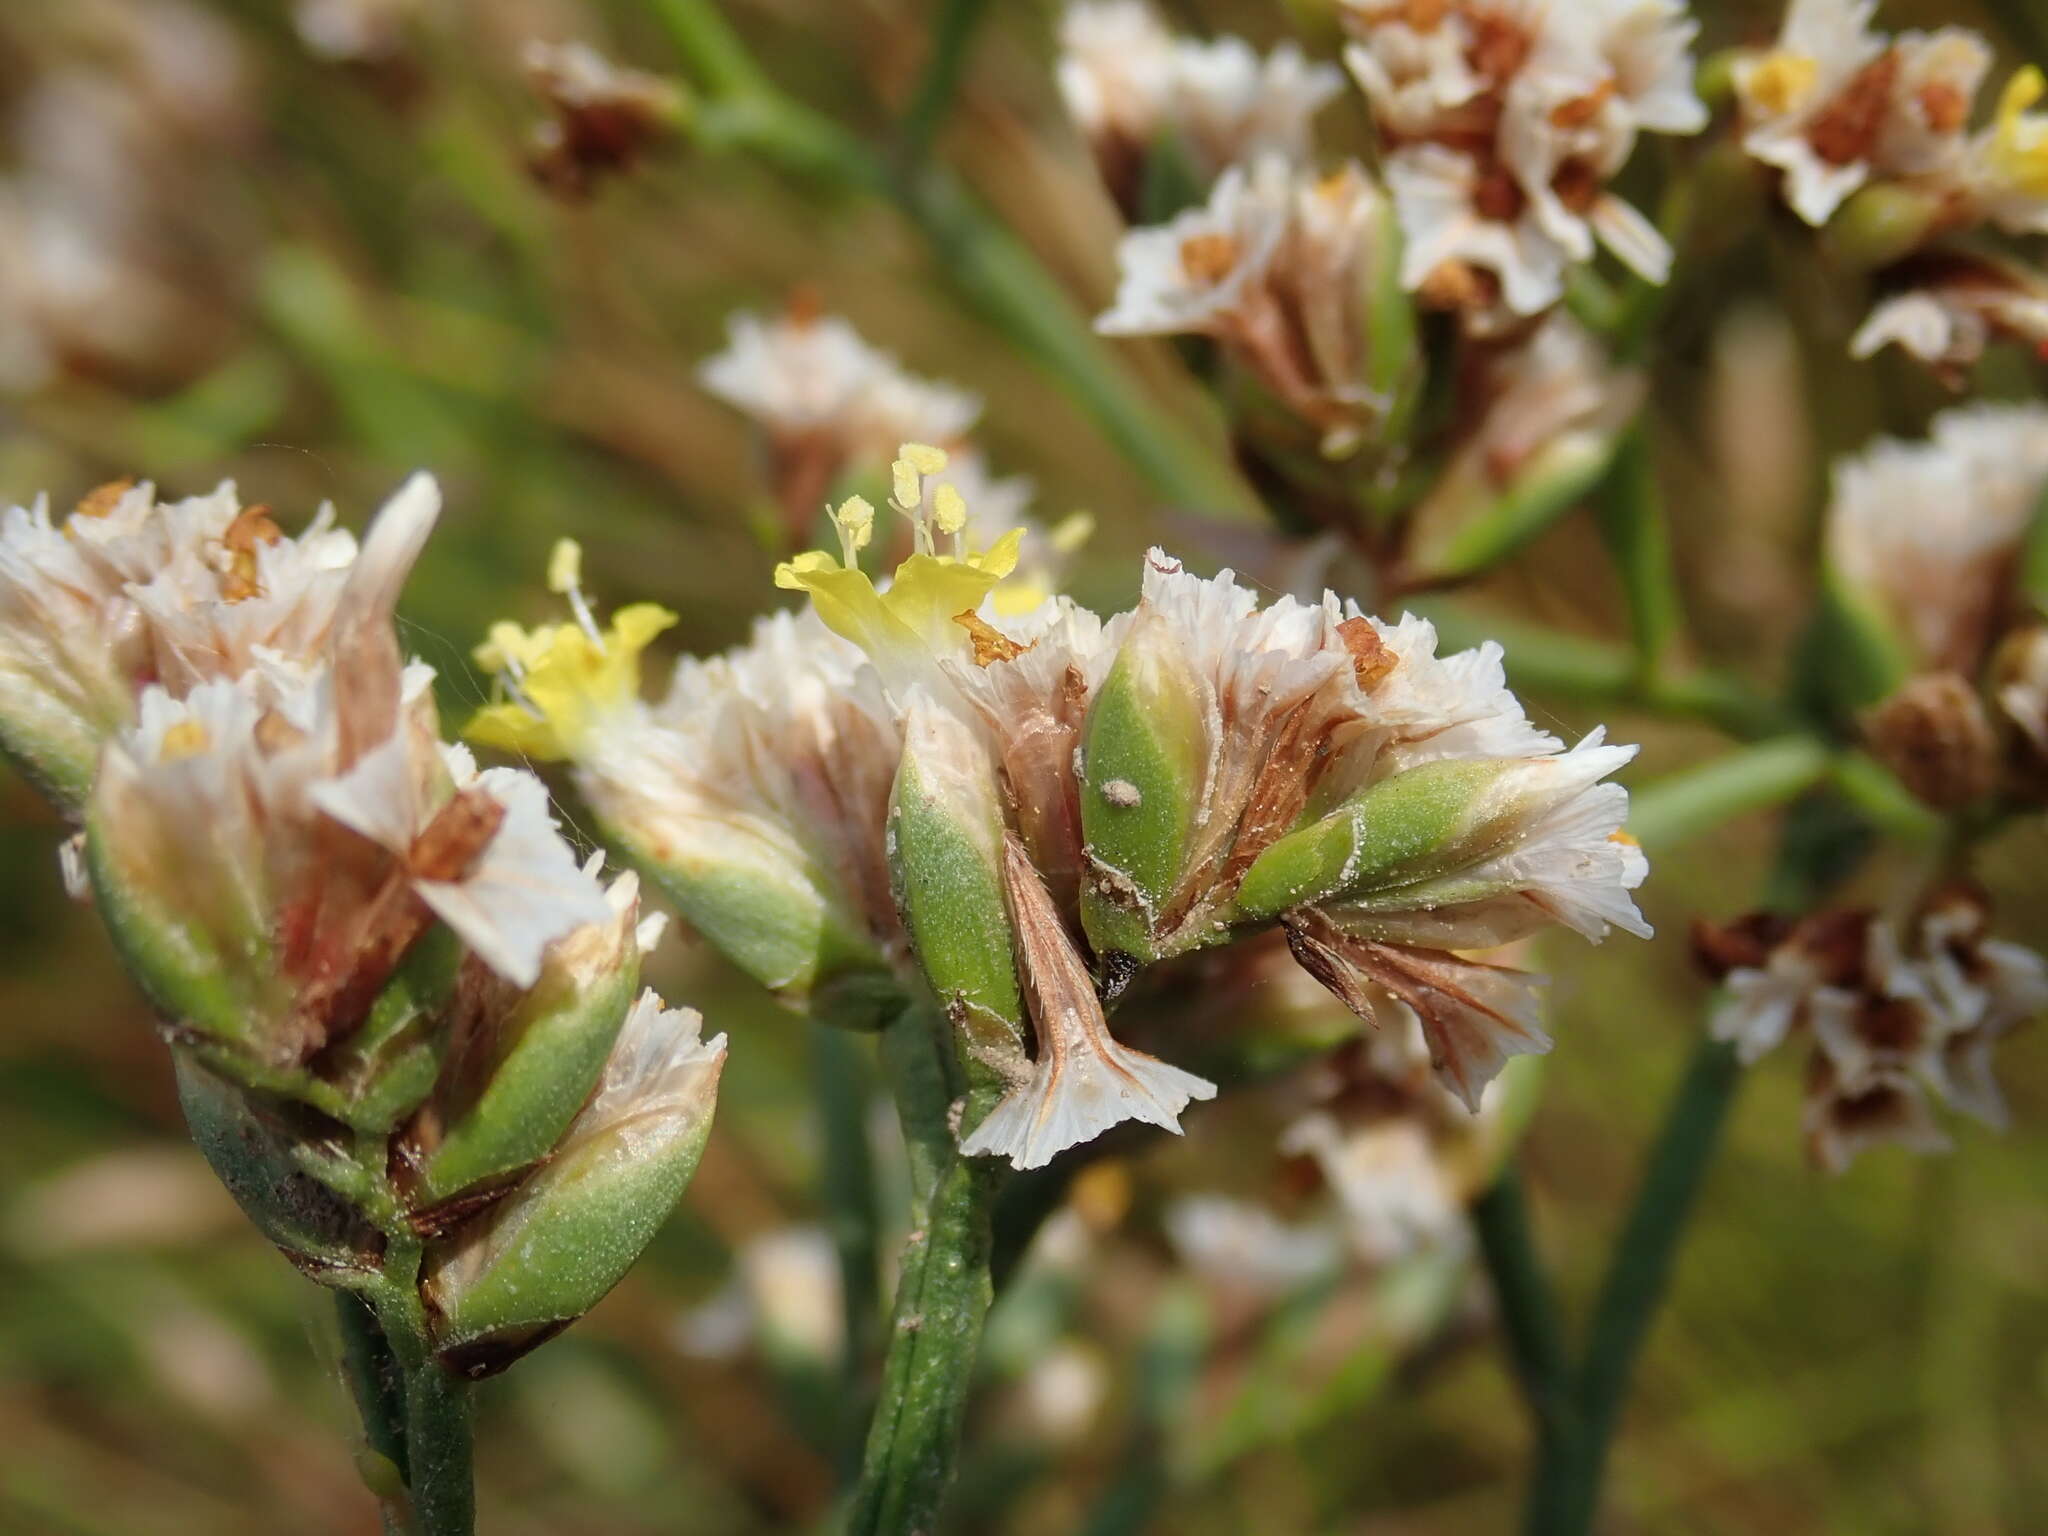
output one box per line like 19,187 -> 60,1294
651,0 -> 1250,516
1471,1170 -> 1573,1446
336,1291 -> 412,1508
810,1020 -> 882,1465
1625,736 -> 1833,852
1591,425 -> 1681,680
896,0 -> 994,170
852,1005 -> 1003,1535
1418,602 -> 1793,740
1525,1040 -> 1743,1535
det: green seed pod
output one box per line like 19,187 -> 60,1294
1080,609 -> 1211,963
1234,759 -> 1524,920
404,882 -> 644,1217
1825,183 -> 1947,273
424,995 -> 725,1378
889,699 -> 1026,1060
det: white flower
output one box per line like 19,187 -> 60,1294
1343,17 -> 1484,140
1097,157 -> 1295,335
1804,1061 -> 1950,1174
1385,143 -> 1571,320
1098,159 -> 1398,451
1826,403 -> 2048,674
1170,36 -> 1345,179
1279,1112 -> 1467,1264
1733,0 -> 1889,225
1734,3 -> 1989,227
94,476 -> 612,1015
0,476 -> 370,810
1498,0 -> 1706,282
294,0 -> 419,62
1056,1 -> 1179,155
1851,258 -> 2048,376
1163,1196 -> 1344,1295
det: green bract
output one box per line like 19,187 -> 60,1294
1079,611 -> 1210,962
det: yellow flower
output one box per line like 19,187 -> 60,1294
468,602 -> 677,761
1744,51 -> 1818,117
1989,66 -> 2048,199
774,529 -> 1025,684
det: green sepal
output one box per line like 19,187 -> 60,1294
86,798 -> 289,1067
319,925 -> 463,1134
424,1050 -> 723,1378
1233,759 -> 1506,920
1080,612 -> 1209,962
610,819 -> 886,1002
1405,432 -> 1620,584
889,713 -> 1024,1038
173,1050 -> 384,1280
1803,566 -> 1915,718
408,941 -> 639,1211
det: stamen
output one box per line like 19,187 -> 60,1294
831,495 -> 876,566
549,538 -> 606,647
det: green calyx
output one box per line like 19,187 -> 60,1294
1234,758 -> 1510,920
1079,610 -> 1210,962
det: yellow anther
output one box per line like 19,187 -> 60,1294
1991,66 -> 2048,196
932,483 -> 967,536
891,457 -> 923,510
1745,51 -> 1818,116
1049,511 -> 1096,555
899,442 -> 949,476
833,495 -> 876,550
160,720 -> 211,760
547,538 -> 584,595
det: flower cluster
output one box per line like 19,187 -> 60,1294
1699,888 -> 2045,1172
0,470 -> 724,1385
1822,402 -> 2048,806
1734,0 -> 2048,372
473,454 -> 1648,1168
1057,2 -> 1343,219
521,40 -> 685,200
1343,0 -> 1708,322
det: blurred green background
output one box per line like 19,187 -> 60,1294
3,1 -> 2048,1531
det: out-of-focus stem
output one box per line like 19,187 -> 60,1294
853,1005 -> 1002,1536
1525,1040 -> 1742,1535
1591,425 -> 1681,680
810,1020 -> 882,1465
896,0 -> 995,169
1419,602 -> 1793,740
335,1291 -> 413,1530
652,0 -> 1252,516
1625,736 -> 1833,852
1471,1170 -> 1573,1446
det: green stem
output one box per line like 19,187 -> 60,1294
652,0 -> 1250,516
1417,601 -> 1793,740
811,1020 -> 883,1465
896,0 -> 994,169
336,1291 -> 412,1505
1525,1040 -> 1743,1535
1625,736 -> 1833,852
1471,1170 -> 1572,1446
1591,425 -> 1681,680
850,1006 -> 1003,1535
398,1357 -> 476,1536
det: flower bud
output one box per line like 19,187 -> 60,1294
1860,671 -> 1998,810
425,993 -> 725,1378
889,699 -> 1027,1063
1079,608 -> 1211,963
1824,183 -> 1949,273
402,877 -> 646,1218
